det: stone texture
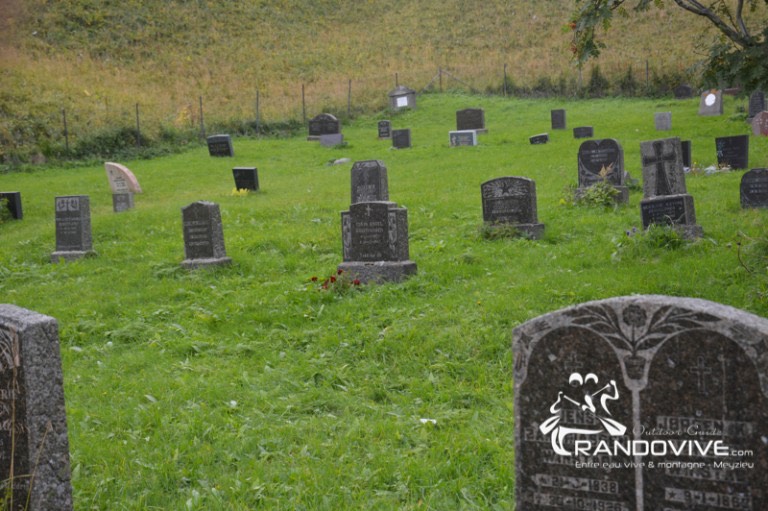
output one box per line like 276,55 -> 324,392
573,126 -> 594,139
206,134 -> 234,157
673,84 -> 693,99
104,162 -> 143,194
112,192 -> 134,213
698,90 -> 723,116
577,139 -> 628,203
0,192 -> 22,220
456,108 -> 487,133
350,160 -> 388,204
232,167 -> 259,191
307,114 -> 340,141
752,111 -> 768,136
392,129 -> 411,149
449,130 -> 478,146
51,195 -> 96,262
481,177 -> 544,239
748,91 -> 765,120
551,109 -> 566,130
640,138 -> 687,198
181,201 -> 232,269
716,135 -> 750,170
388,86 -> 416,110
529,134 -> 549,145
741,168 -> 768,208
377,120 -> 392,139
640,194 -> 703,238
654,112 -> 671,131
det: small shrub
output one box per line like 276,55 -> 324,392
308,269 -> 362,296
574,181 -> 620,208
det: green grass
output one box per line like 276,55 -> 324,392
1,94 -> 767,509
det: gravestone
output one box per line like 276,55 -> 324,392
338,201 -> 417,283
377,120 -> 392,139
350,160 -> 388,204
206,134 -> 234,157
112,193 -> 134,213
640,193 -> 703,238
715,135 -> 749,169
681,140 -> 692,169
698,89 -> 723,116
51,195 -> 96,262
740,168 -> 768,208
181,201 -> 232,269
388,85 -> 417,110
319,133 -> 344,147
551,109 -> 566,130
449,130 -> 478,147
654,112 -> 671,131
232,167 -> 259,191
752,111 -> 768,136
0,304 -> 73,511
673,83 -> 693,99
392,129 -> 411,149
481,177 -> 545,239
529,134 -> 549,145
104,162 -> 142,194
513,295 -> 768,511
576,139 -> 629,203
456,108 -> 487,134
573,126 -> 594,139
0,192 -> 22,220
307,113 -> 340,141
748,91 -> 765,120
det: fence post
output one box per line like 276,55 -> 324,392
646,60 -> 650,92
135,103 -> 141,147
302,84 -> 306,124
199,96 -> 206,139
503,63 -> 508,97
439,67 -> 443,92
255,90 -> 260,136
62,109 -> 69,154
395,73 -> 399,87
347,79 -> 352,118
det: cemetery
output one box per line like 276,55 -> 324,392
2,89 -> 768,509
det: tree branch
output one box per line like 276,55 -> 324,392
672,0 -> 752,47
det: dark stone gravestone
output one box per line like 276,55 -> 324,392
551,109 -> 566,130
752,111 -> 768,136
449,130 -> 478,147
481,177 -> 545,239
748,91 -> 765,120
206,134 -> 234,157
232,167 -> 259,191
0,304 -> 73,511
699,89 -> 723,116
673,83 -> 694,99
351,160 -> 388,204
338,201 -> 417,283
716,135 -> 749,170
681,140 -> 692,169
388,85 -> 417,110
377,120 -> 392,139
51,195 -> 96,262
529,134 -> 549,145
640,194 -> 703,238
740,168 -> 768,208
0,192 -> 22,220
513,295 -> 768,511
573,126 -> 594,139
576,139 -> 629,203
654,112 -> 671,131
307,113 -> 340,141
112,193 -> 134,213
456,108 -> 487,134
181,201 -> 232,269
392,129 -> 411,149
319,133 -> 344,147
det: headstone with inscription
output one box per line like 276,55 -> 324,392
698,90 -> 723,116
513,295 -> 768,511
576,139 -> 628,203
206,134 -> 234,157
0,304 -> 73,511
673,84 -> 693,99
320,133 -> 344,147
716,135 -> 749,169
752,111 -> 768,136
654,112 -> 671,131
456,108 -> 487,134
481,177 -> 545,239
105,162 -> 142,213
351,160 -> 388,204
529,134 -> 549,145
551,109 -> 566,130
307,113 -> 341,141
748,91 -> 765,120
232,167 -> 259,191
51,195 -> 96,262
392,129 -> 411,149
0,192 -> 22,220
573,126 -> 594,139
640,194 -> 703,238
388,85 -> 417,110
740,168 -> 768,208
181,201 -> 232,269
378,120 -> 392,139
450,130 -> 478,147
112,193 -> 134,213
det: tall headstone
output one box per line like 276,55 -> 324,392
698,89 -> 723,116
105,162 -> 142,213
0,304 -> 73,511
550,109 -> 566,130
748,90 -> 765,120
338,201 -> 417,283
307,113 -> 340,141
481,177 -> 545,239
740,168 -> 768,208
232,167 -> 259,191
456,108 -> 487,134
377,120 -> 392,139
51,195 -> 96,262
752,111 -> 768,136
0,192 -> 22,220
673,84 -> 693,99
654,112 -> 671,131
388,85 -> 417,110
206,134 -> 234,157
392,129 -> 411,149
513,295 -> 768,511
181,201 -> 232,269
716,135 -> 750,169
576,139 -> 629,203
449,130 -> 478,147
350,160 -> 388,204
573,126 -> 594,139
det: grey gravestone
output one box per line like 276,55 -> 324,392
51,195 -> 95,262
0,305 -> 73,511
551,109 -> 566,130
529,134 -> 549,145
449,130 -> 478,147
681,140 -> 692,169
513,295 -> 768,511
654,112 -> 671,131
319,133 -> 344,147
673,84 -> 693,99
698,90 -> 723,116
351,160 -> 388,204
392,129 -> 411,149
716,135 -> 749,169
206,134 -> 234,157
748,91 -> 765,120
232,167 -> 259,191
112,192 -> 134,213
640,193 -> 703,238
307,113 -> 340,141
640,137 -> 687,197
338,201 -> 417,283
0,192 -> 22,220
456,108 -> 487,134
577,139 -> 628,203
481,177 -> 544,239
388,85 -> 416,110
181,201 -> 232,269
740,168 -> 768,208
377,120 -> 392,139
573,126 -> 594,139
752,111 -> 768,136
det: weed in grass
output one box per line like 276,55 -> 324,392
612,225 -> 687,261
478,223 -> 523,240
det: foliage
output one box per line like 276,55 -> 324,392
575,180 -> 621,208
0,198 -> 10,224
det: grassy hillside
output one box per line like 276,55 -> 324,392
1,93 -> 766,508
3,0 -> 757,165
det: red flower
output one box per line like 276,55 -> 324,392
352,279 -> 361,286
330,276 -> 337,283
337,269 -> 344,275
311,276 -> 318,282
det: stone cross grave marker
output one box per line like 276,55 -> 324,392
0,304 -> 73,511
392,129 -> 411,149
748,90 -> 765,120
351,160 -> 388,204
550,109 -> 566,130
51,195 -> 95,262
307,113 -> 340,141
752,111 -> 768,136
573,126 -> 594,139
0,192 -> 22,220
741,168 -> 768,208
232,167 -> 259,191
699,89 -> 723,116
377,120 -> 392,139
481,177 -> 545,239
654,112 -> 671,131
181,201 -> 232,269
206,134 -> 234,157
449,130 -> 478,147
577,139 -> 628,203
513,295 -> 768,511
716,135 -> 749,170
456,108 -> 487,133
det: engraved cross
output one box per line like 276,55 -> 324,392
642,141 -> 676,196
689,356 -> 713,395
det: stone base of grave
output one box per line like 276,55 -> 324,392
112,192 -> 134,212
181,257 -> 232,270
485,222 -> 545,240
647,223 -> 704,240
307,136 -> 320,141
575,185 -> 629,204
51,250 -> 97,263
337,260 -> 417,284
640,194 -> 703,239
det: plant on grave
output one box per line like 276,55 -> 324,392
230,188 -> 250,197
612,224 -> 686,261
478,222 -> 523,240
575,180 -> 619,208
308,269 -> 362,296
